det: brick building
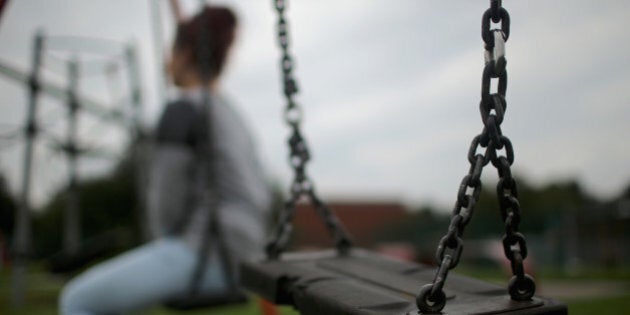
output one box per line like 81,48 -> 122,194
291,201 -> 415,260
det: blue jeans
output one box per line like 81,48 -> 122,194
59,238 -> 227,315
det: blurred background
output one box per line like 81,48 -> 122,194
0,0 -> 629,314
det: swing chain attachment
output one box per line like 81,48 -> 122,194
417,1 -> 534,313
265,0 -> 353,260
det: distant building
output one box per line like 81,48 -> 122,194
292,201 -> 415,260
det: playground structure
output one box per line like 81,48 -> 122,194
0,30 -> 146,307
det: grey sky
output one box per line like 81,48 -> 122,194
0,1 -> 629,210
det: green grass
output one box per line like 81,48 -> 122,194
0,270 -> 61,315
566,295 -> 630,315
455,263 -> 630,281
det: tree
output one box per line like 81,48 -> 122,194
33,145 -> 141,271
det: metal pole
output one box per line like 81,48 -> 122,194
125,44 -> 144,140
11,29 -> 44,308
149,0 -> 167,106
63,57 -> 81,256
125,44 -> 149,241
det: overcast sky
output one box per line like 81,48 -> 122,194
0,0 -> 629,211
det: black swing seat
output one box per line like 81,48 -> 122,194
164,290 -> 248,310
241,249 -> 567,315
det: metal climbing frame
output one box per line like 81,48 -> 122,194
4,30 -> 145,307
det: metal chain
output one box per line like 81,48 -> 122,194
265,0 -> 352,260
416,1 -> 535,313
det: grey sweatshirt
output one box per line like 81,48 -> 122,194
146,90 -> 271,264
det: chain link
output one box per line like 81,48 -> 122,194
265,0 -> 352,260
417,1 -> 535,312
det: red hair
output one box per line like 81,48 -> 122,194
174,6 -> 237,79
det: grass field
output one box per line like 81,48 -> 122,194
1,266 -> 629,314
567,295 -> 630,315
